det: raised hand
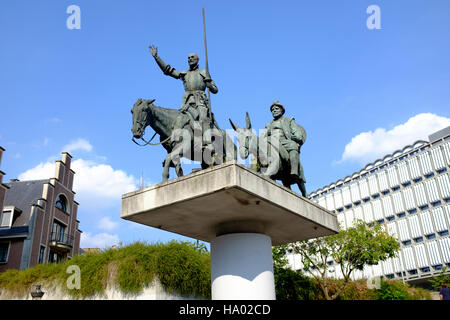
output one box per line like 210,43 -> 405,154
149,45 -> 158,57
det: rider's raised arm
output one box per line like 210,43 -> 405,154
153,55 -> 181,79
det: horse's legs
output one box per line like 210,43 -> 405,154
175,162 -> 184,177
162,155 -> 171,182
282,179 -> 292,190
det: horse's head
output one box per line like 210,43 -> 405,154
229,112 -> 255,160
131,98 -> 155,138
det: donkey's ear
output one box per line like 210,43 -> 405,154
245,112 -> 252,129
148,99 -> 156,104
229,118 -> 240,131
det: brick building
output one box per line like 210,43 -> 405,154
0,150 -> 82,271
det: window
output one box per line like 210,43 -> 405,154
52,221 -> 66,242
0,243 -> 9,263
0,210 -> 13,228
38,246 -> 46,264
55,194 -> 68,213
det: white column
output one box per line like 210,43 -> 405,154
210,233 -> 276,300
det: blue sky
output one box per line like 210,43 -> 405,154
1,0 -> 449,248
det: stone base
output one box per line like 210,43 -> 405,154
121,161 -> 338,245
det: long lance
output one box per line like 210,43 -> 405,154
202,7 -> 212,120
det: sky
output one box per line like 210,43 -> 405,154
1,0 -> 449,249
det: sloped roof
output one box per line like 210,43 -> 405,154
4,179 -> 48,227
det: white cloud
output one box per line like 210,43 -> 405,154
18,158 -> 137,211
80,232 -> 120,249
62,138 -> 93,153
98,216 -> 119,231
340,113 -> 450,164
18,162 -> 54,180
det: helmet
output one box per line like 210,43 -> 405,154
270,100 -> 285,114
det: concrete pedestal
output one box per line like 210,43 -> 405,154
121,161 -> 339,299
211,233 -> 275,300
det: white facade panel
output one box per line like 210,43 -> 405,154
425,179 -> 440,203
403,188 -> 416,210
345,209 -> 354,228
408,157 -> 421,180
387,166 -> 400,188
362,202 -> 374,223
342,186 -> 351,206
334,190 -> 343,209
414,244 -> 428,268
419,152 -> 433,176
368,175 -> 379,195
318,197 -> 326,209
432,207 -> 448,233
437,174 -> 450,199
397,219 -> 410,242
326,194 -> 334,211
372,263 -> 383,277
382,259 -> 394,275
444,205 -> 450,226
403,247 -> 416,270
413,183 -> 427,207
431,147 -> 445,170
337,213 -> 346,229
443,142 -> 450,166
353,206 -> 363,222
392,192 -> 405,214
382,196 -> 394,218
420,211 -> 435,236
350,183 -> 360,202
439,238 -> 450,264
409,215 -> 421,239
359,179 -> 369,199
378,171 -> 389,192
372,199 -> 383,221
398,162 -> 410,184
385,222 -> 398,238
426,241 -> 441,266
392,256 -> 402,273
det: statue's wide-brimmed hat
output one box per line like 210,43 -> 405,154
270,100 -> 285,113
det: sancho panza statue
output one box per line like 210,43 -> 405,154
262,100 -> 307,196
149,45 -> 218,137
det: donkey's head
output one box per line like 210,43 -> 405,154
229,112 -> 257,160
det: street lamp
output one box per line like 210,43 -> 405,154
31,284 -> 45,300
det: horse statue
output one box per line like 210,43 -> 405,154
131,98 -> 237,182
229,112 -> 307,196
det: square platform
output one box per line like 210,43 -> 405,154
121,161 -> 338,245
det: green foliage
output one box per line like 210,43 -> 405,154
274,266 -> 320,300
377,279 -> 412,300
0,241 -> 211,299
428,266 -> 450,291
272,245 -> 320,300
291,220 -> 400,300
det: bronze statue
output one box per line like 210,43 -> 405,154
131,98 -> 237,182
229,102 -> 307,197
149,46 -> 218,140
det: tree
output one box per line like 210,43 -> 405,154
292,219 -> 399,300
428,266 -> 450,291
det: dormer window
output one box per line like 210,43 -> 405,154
0,209 -> 13,228
55,194 -> 69,213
